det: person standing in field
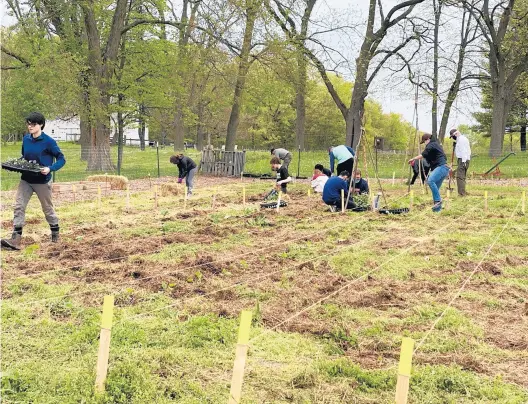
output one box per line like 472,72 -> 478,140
1,112 -> 66,250
448,128 -> 471,196
170,154 -> 197,197
408,133 -> 449,212
270,148 -> 293,170
329,145 -> 355,176
270,156 -> 292,194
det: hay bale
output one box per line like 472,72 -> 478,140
86,175 -> 129,190
160,182 -> 182,196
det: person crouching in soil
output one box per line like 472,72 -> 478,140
270,156 -> 292,195
170,154 -> 197,197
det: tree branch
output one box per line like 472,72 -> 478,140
1,45 -> 31,68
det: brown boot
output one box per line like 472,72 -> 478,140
1,232 -> 22,250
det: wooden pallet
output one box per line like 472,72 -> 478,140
52,181 -> 112,193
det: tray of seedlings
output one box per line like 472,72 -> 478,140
1,158 -> 44,174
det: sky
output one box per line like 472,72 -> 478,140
1,0 -> 480,134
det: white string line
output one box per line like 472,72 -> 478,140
6,189 -> 388,282
13,195 -> 412,307
248,203 -> 483,344
412,199 -> 522,354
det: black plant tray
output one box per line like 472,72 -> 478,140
260,200 -> 288,209
378,208 -> 409,215
2,162 -> 43,174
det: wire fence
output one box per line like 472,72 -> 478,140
1,142 -> 527,190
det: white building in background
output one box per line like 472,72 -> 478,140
45,117 -> 149,146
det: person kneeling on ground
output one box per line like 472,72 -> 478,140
352,170 -> 369,195
322,170 -> 356,212
270,156 -> 292,194
170,153 -> 197,197
311,164 -> 331,193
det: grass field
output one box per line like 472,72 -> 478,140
1,175 -> 527,403
1,143 -> 527,190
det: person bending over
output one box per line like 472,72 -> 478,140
170,153 -> 197,197
322,170 -> 356,212
270,156 -> 292,194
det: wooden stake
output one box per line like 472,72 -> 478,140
392,171 -> 396,187
95,295 -> 114,393
72,184 -> 76,205
409,190 -> 414,210
243,186 -> 246,205
228,310 -> 252,404
484,190 -> 488,212
184,186 -> 188,209
148,173 -> 151,189
395,337 -> 415,404
522,191 -> 526,215
126,185 -> 130,211
276,191 -> 282,213
445,189 -> 450,210
212,188 -> 217,209
97,186 -> 101,209
308,188 -> 311,198
154,185 -> 158,208
341,189 -> 345,213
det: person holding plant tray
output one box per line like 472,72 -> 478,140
1,112 -> 66,250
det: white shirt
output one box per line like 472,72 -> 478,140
311,175 -> 328,193
455,134 -> 471,163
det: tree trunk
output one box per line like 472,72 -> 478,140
295,51 -> 307,150
347,71 -> 368,149
173,111 -> 185,151
196,101 -> 206,151
117,109 -> 124,174
490,83 -> 507,157
432,0 -> 441,140
79,115 -> 91,161
225,1 -> 258,151
520,124 -> 526,152
88,120 -> 114,171
138,103 -> 146,151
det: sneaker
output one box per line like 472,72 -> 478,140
1,232 -> 22,250
432,201 -> 442,212
329,205 -> 338,213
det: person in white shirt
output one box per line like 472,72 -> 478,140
311,164 -> 330,193
449,128 -> 471,196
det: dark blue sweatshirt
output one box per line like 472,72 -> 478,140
21,132 -> 66,184
322,176 -> 348,204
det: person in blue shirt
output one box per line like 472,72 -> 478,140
1,112 -> 66,250
329,145 -> 355,176
322,170 -> 356,212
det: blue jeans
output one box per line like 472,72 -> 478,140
427,165 -> 450,203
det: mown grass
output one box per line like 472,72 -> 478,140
2,142 -> 527,190
2,179 -> 528,403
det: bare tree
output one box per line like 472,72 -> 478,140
463,0 -> 528,156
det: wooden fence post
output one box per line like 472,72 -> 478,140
228,311 -> 252,404
395,337 -> 415,404
95,295 -> 115,393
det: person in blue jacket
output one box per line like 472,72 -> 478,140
322,170 -> 356,212
1,112 -> 66,250
329,145 -> 355,176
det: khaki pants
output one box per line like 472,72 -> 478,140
456,158 -> 470,196
13,180 -> 58,228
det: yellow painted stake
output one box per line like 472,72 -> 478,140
395,337 -> 415,404
184,186 -> 188,209
212,188 -> 217,209
484,190 -> 488,212
154,185 -> 158,208
228,311 -> 252,404
97,186 -> 101,209
409,190 -> 414,210
445,189 -> 450,210
95,295 -> 114,393
126,185 -> 130,211
243,186 -> 246,205
276,191 -> 282,213
341,189 -> 345,213
72,184 -> 76,205
308,188 -> 311,198
392,171 -> 396,187
522,191 -> 526,215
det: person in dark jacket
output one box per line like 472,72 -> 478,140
170,154 -> 197,197
322,171 -> 356,212
352,170 -> 369,194
270,156 -> 292,194
410,158 -> 430,185
408,133 -> 449,212
1,112 -> 66,250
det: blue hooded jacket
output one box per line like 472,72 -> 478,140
20,132 -> 66,184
